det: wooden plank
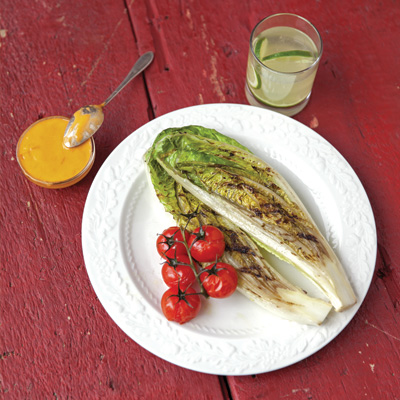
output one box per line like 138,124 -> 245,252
128,0 -> 400,398
128,0 -> 253,114
0,0 -> 225,398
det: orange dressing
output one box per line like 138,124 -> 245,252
63,105 -> 104,148
17,116 -> 95,188
69,111 -> 92,143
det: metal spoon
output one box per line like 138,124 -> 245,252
63,51 -> 154,148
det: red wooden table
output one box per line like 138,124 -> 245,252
1,0 -> 399,398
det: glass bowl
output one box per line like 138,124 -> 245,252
16,116 -> 95,189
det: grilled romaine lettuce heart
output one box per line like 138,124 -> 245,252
145,125 -> 356,324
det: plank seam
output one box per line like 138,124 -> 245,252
218,376 -> 233,400
124,0 -> 155,120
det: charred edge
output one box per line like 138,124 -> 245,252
251,207 -> 264,218
218,149 -> 244,160
241,182 -> 255,193
251,165 -> 272,173
252,206 -> 293,225
216,225 -> 253,253
261,200 -> 299,221
224,230 -> 255,255
238,264 -> 268,281
222,182 -> 240,191
297,232 -> 319,243
246,287 -> 263,300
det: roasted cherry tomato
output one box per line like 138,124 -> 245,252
188,225 -> 225,262
161,255 -> 197,290
199,262 -> 238,298
161,286 -> 201,324
156,226 -> 189,260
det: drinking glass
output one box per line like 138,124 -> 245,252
245,13 -> 322,116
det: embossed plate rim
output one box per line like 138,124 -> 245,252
82,103 -> 377,375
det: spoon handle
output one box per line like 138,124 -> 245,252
102,51 -> 154,107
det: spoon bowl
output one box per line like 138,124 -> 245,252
64,105 -> 104,148
63,51 -> 154,148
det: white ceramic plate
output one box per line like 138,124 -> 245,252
82,104 -> 376,375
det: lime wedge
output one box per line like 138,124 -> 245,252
247,64 -> 261,89
254,37 -> 268,60
261,50 -> 314,61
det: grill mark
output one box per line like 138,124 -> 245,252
297,232 -> 319,243
219,228 -> 255,255
238,264 -> 269,281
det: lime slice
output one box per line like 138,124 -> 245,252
261,50 -> 314,61
247,64 -> 261,89
252,90 -> 293,108
254,37 -> 268,60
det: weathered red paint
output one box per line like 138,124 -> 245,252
1,0 -> 399,398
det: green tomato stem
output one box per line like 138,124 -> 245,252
180,226 -> 209,299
